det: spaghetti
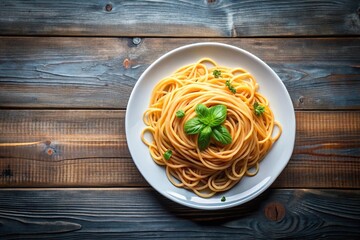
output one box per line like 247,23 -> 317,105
141,58 -> 281,198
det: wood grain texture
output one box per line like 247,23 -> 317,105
0,110 -> 359,188
0,110 -> 143,187
1,0 -> 359,238
0,0 -> 359,37
0,188 -> 359,238
0,37 -> 359,109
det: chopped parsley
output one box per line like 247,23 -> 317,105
254,102 -> 265,116
176,110 -> 185,118
213,70 -> 222,78
221,196 -> 226,202
225,80 -> 236,94
163,150 -> 172,160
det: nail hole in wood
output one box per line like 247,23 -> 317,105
132,37 -> 141,45
123,58 -> 131,69
298,96 -> 304,104
47,148 -> 55,156
105,4 -> 112,12
1,165 -> 13,177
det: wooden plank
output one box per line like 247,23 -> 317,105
0,188 -> 359,238
0,0 -> 359,37
274,111 -> 360,188
0,110 -> 143,187
0,37 -> 360,109
0,110 -> 359,188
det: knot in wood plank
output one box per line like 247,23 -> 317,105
264,202 -> 285,222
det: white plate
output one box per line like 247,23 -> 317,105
125,42 -> 295,210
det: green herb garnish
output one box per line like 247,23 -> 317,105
176,110 -> 185,118
225,80 -> 236,94
198,126 -> 212,151
212,125 -> 232,145
163,150 -> 172,160
184,104 -> 232,150
254,102 -> 265,116
183,117 -> 204,135
221,196 -> 226,202
213,70 -> 222,78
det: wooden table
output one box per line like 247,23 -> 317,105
0,0 -> 359,238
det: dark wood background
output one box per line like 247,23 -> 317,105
0,0 -> 359,238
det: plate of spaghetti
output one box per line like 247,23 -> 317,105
126,42 -> 295,210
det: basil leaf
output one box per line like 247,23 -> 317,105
195,104 -> 209,120
208,105 -> 227,127
198,126 -> 212,150
184,117 -> 205,135
212,125 -> 232,145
